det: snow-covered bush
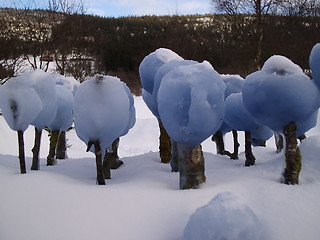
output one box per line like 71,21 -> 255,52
224,93 -> 261,166
157,61 -> 225,189
183,192 -> 263,240
74,75 -> 135,185
19,70 -> 58,170
139,48 -> 183,163
212,75 -> 244,159
0,74 -> 43,173
242,55 -> 320,184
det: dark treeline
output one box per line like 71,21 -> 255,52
1,9 -> 320,94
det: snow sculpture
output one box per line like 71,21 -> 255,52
0,76 -> 42,174
74,75 -> 135,185
139,48 -> 183,163
183,192 -> 263,240
157,61 -> 225,189
242,55 -> 320,184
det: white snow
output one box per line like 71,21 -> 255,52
1,96 -> 320,240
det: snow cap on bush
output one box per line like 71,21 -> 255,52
74,75 -> 133,152
139,48 -> 183,94
0,76 -> 42,132
183,192 -> 263,240
242,55 -> 320,132
157,61 -> 225,148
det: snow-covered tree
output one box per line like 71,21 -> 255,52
19,70 -> 58,170
0,76 -> 42,173
157,61 -> 225,189
242,55 -> 320,184
46,84 -> 74,165
224,92 -> 272,166
74,75 -> 135,185
47,73 -> 79,162
212,74 -> 244,159
139,48 -> 183,163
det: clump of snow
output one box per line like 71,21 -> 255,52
183,192 -> 263,240
157,61 -> 225,147
47,85 -> 74,131
74,75 -> 134,152
0,77 -> 42,132
139,48 -> 183,95
242,55 -> 320,132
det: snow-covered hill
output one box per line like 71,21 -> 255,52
1,96 -> 320,240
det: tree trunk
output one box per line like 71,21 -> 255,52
283,122 -> 301,185
47,130 -> 60,166
244,131 -> 256,166
211,130 -> 225,155
56,130 -> 67,159
31,127 -> 42,170
106,138 -> 123,170
177,143 -> 206,190
275,133 -> 284,153
159,121 -> 172,163
170,140 -> 179,172
230,129 -> 240,160
92,140 -> 105,185
17,130 -> 26,174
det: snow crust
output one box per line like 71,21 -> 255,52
242,55 -> 320,132
183,192 -> 263,240
157,61 -> 225,147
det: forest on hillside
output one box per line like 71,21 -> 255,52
1,8 -> 320,94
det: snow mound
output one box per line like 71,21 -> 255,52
183,192 -> 263,240
222,74 -> 244,98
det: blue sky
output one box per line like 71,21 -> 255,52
0,0 -> 212,17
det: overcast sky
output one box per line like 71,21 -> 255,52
0,0 -> 212,17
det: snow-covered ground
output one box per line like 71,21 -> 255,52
1,96 -> 320,240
